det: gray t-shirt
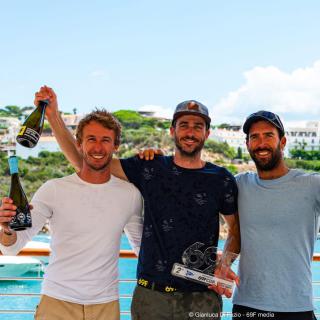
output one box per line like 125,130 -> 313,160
233,169 -> 320,312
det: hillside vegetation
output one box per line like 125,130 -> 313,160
1,109 -> 319,200
0,110 -> 238,199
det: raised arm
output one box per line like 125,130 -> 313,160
36,86 -> 132,181
35,86 -> 83,171
110,158 -> 129,181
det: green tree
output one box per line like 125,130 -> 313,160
0,105 -> 22,117
113,110 -> 144,129
217,123 -> 231,129
286,159 -> 320,172
205,139 -> 236,159
290,149 -> 320,160
237,147 -> 242,159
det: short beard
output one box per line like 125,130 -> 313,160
249,143 -> 282,171
174,136 -> 205,158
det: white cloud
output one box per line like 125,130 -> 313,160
138,104 -> 173,119
89,70 -> 107,78
213,61 -> 320,124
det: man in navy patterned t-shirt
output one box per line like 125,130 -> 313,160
113,100 -> 240,319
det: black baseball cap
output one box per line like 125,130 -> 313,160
172,100 -> 211,128
243,110 -> 285,137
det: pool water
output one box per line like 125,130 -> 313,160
1,235 -> 320,319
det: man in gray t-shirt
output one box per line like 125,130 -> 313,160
232,111 -> 319,320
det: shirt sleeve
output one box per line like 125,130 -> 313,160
310,173 -> 320,215
120,156 -> 145,191
123,186 -> 143,256
220,170 -> 238,215
0,180 -> 54,256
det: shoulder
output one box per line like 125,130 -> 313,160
34,174 -> 76,194
120,155 -> 171,170
288,170 -> 320,202
138,155 -> 172,166
292,169 -> 320,185
111,175 -> 141,193
111,176 -> 143,205
292,169 -> 320,179
205,162 -> 235,180
235,171 -> 257,185
46,174 -> 78,187
280,169 -> 319,183
309,172 -> 320,183
122,155 -> 171,164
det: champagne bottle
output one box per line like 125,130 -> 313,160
16,100 -> 49,148
8,156 -> 32,231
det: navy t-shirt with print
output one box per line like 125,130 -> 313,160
120,155 -> 238,292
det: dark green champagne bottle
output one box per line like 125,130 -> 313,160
16,99 -> 49,148
8,156 -> 32,231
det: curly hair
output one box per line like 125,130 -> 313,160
76,109 -> 122,146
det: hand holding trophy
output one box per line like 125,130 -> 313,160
209,250 -> 239,298
171,242 -> 239,298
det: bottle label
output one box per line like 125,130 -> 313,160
9,207 -> 32,230
18,126 -> 27,136
16,127 -> 40,147
8,156 -> 18,175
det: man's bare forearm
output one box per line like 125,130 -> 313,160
223,233 -> 240,257
222,213 -> 241,256
47,112 -> 83,171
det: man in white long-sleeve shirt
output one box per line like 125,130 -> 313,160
0,108 -> 143,320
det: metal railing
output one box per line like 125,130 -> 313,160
3,247 -> 137,258
0,249 -> 136,317
0,277 -> 136,316
1,248 -> 320,317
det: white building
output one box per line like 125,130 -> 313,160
0,117 -> 21,144
286,121 -> 320,154
210,125 -> 247,155
210,121 -> 320,158
61,114 -> 84,132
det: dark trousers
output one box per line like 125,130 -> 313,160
233,304 -> 317,320
131,285 -> 222,320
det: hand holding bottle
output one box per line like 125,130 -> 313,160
6,156 -> 32,230
16,96 -> 49,148
0,197 -> 34,231
34,85 -> 59,119
0,197 -> 16,234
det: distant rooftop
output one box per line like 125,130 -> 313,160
138,111 -> 156,117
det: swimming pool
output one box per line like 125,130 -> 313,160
1,235 -> 320,319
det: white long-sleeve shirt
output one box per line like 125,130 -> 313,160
0,173 -> 143,304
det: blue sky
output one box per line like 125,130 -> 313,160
1,0 -> 320,125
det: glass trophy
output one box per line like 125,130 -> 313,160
171,242 -> 239,294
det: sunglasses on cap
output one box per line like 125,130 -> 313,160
243,110 -> 285,136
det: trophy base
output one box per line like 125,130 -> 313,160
171,263 -> 234,290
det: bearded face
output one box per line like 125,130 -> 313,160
173,132 -> 206,157
246,120 -> 286,172
248,141 -> 282,171
171,115 -> 209,158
